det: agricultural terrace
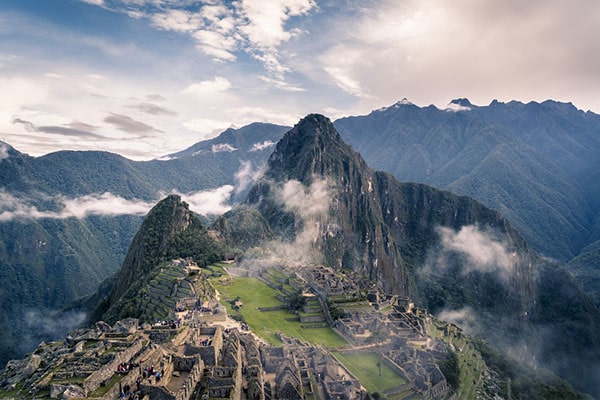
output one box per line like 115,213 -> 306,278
427,319 -> 488,399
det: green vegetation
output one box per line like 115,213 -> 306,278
212,275 -> 346,347
472,339 -> 584,400
89,373 -> 124,398
333,352 -> 406,394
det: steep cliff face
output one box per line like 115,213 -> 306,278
216,114 -> 600,397
93,195 -> 223,323
243,114 -> 407,293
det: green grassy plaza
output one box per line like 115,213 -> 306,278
333,352 -> 407,394
210,273 -> 347,348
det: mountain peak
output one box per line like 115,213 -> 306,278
94,194 -> 223,323
263,113 -> 358,183
449,98 -> 473,107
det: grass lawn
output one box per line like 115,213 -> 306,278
333,352 -> 407,394
213,276 -> 347,348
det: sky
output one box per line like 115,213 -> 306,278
1,0 -> 599,160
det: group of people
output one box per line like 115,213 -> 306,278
142,365 -> 164,384
116,362 -> 138,373
115,363 -> 166,399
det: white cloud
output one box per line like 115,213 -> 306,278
234,160 -> 264,194
151,9 -> 203,33
211,143 -> 237,153
437,225 -> 516,280
444,102 -> 471,112
436,306 -> 479,334
259,75 -> 306,92
179,185 -> 234,215
0,191 -> 154,221
0,143 -> 10,161
249,140 -> 275,152
261,177 -> 333,263
192,30 -> 238,61
0,186 -> 236,221
181,76 -> 232,96
278,178 -> 330,219
61,193 -> 154,218
324,66 -> 371,98
227,106 -> 298,126
237,0 -> 316,49
80,0 -> 105,5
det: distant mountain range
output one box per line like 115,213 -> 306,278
0,98 -> 598,371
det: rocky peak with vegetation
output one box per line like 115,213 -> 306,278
91,195 -> 222,323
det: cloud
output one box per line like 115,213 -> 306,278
211,143 -> 237,153
104,112 -> 162,134
278,178 -> 330,218
0,143 -> 10,161
234,160 -> 264,195
444,102 -> 471,112
236,0 -> 316,76
151,8 -> 203,33
61,193 -> 154,218
24,309 -> 87,336
259,75 -> 306,92
106,0 -> 318,76
324,66 -> 372,98
0,185 -> 238,221
11,118 -> 36,132
437,225 -> 516,280
12,118 -> 103,138
179,185 -> 234,216
128,102 -> 177,116
267,177 -> 333,262
181,76 -> 232,96
436,306 -> 480,334
237,0 -> 316,49
0,191 -> 154,221
192,29 -> 238,62
249,140 -> 275,152
79,0 -> 105,5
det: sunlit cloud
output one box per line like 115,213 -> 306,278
181,76 -> 232,96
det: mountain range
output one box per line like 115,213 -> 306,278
213,114 -> 600,397
0,98 -> 599,389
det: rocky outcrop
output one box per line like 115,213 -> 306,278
92,195 -> 222,323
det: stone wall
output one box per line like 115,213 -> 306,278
174,357 -> 203,400
299,314 -> 325,323
83,339 -> 144,393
